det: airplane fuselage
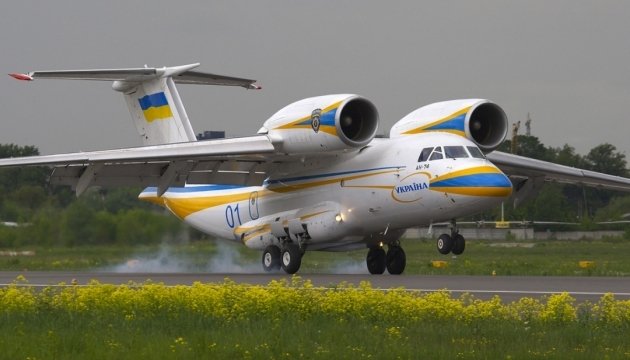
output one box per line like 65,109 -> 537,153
140,133 -> 512,251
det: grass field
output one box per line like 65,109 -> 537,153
1,279 -> 629,359
1,237 -> 630,276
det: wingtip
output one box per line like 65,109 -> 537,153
249,83 -> 262,90
9,73 -> 33,81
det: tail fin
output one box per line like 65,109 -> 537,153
10,63 -> 260,146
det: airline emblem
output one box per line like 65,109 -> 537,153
311,108 -> 322,133
391,171 -> 431,203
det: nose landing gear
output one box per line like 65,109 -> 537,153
436,220 -> 466,255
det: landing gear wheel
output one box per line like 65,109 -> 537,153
281,243 -> 302,274
386,246 -> 406,275
437,234 -> 454,255
262,245 -> 281,272
452,234 -> 466,255
366,248 -> 386,275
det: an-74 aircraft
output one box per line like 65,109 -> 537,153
5,63 -> 630,274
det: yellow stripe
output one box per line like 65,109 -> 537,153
162,169 -> 397,218
430,166 -> 501,183
164,191 -> 254,219
431,186 -> 513,197
402,106 -> 470,135
143,106 -> 173,122
269,169 -> 398,193
243,229 -> 271,242
274,100 -> 343,130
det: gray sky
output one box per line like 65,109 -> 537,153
2,1 -> 629,157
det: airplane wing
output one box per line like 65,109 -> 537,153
487,151 -> 630,194
0,136 -> 278,196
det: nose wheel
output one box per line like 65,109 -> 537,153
437,220 -> 466,255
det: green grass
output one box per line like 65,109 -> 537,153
2,312 -> 629,359
1,237 -> 630,276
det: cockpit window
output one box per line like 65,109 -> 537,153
418,147 -> 433,162
429,146 -> 443,160
467,146 -> 485,159
444,146 -> 469,159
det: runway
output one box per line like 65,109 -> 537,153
1,272 -> 629,302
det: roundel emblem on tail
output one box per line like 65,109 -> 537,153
311,108 -> 322,133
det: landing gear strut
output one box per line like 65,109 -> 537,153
437,220 -> 466,255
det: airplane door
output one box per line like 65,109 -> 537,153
249,191 -> 259,220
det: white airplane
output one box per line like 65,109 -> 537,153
5,63 -> 630,274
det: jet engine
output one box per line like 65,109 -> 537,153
390,99 -> 508,152
260,94 -> 379,154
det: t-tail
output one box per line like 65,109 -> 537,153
9,63 -> 261,146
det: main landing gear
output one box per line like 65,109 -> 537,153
366,244 -> 407,275
262,243 -> 303,274
436,220 -> 466,255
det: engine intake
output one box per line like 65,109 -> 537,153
466,102 -> 508,152
337,97 -> 379,147
262,94 -> 379,154
390,99 -> 508,153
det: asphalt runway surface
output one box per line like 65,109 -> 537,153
1,272 -> 629,302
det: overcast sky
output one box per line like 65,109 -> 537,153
1,1 -> 629,158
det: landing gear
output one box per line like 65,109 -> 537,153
366,245 -> 407,275
452,233 -> 465,255
281,243 -> 302,274
436,234 -> 454,254
366,247 -> 386,274
386,245 -> 406,275
437,220 -> 466,255
262,245 -> 281,272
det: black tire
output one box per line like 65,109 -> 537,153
262,245 -> 281,272
386,246 -> 406,275
437,234 -> 453,255
452,234 -> 466,255
366,247 -> 386,275
281,243 -> 302,274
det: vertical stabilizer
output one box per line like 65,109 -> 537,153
119,75 -> 197,145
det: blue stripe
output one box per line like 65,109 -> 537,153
427,114 -> 466,131
431,173 -> 512,188
141,184 -> 246,194
320,108 -> 336,127
296,108 -> 338,127
138,92 -> 169,110
265,166 -> 403,185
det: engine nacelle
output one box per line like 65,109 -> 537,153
390,99 -> 508,152
260,94 -> 379,154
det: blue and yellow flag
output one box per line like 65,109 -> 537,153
138,92 -> 173,122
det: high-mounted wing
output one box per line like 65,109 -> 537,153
0,136 -> 277,196
487,151 -> 630,206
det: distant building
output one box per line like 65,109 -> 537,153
197,131 -> 226,140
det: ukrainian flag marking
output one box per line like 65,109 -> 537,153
138,92 -> 173,122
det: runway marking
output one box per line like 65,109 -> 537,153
2,283 -> 629,298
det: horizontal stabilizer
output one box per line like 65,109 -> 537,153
10,63 -> 261,89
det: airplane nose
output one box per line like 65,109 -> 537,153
429,164 -> 513,198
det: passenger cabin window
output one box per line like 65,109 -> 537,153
418,147 -> 433,162
444,146 -> 469,159
467,146 -> 485,159
429,146 -> 443,160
